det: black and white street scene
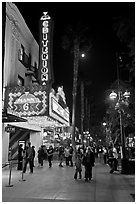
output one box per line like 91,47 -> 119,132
2,1 -> 135,202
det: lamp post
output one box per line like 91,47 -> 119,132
103,122 -> 107,146
109,89 -> 130,174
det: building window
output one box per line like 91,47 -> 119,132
17,75 -> 24,86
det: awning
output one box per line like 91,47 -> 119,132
2,112 -> 27,123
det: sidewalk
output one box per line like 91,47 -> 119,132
2,159 -> 135,202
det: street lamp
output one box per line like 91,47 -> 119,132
103,122 -> 107,127
109,89 -> 130,174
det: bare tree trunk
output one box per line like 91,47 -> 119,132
71,38 -> 79,156
81,80 -> 84,144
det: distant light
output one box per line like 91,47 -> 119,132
109,91 -> 117,100
103,122 -> 106,126
81,53 -> 85,58
123,90 -> 130,99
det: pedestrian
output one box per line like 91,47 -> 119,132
74,150 -> 82,180
103,146 -> 108,164
69,146 -> 73,167
64,146 -> 70,166
37,146 -> 44,167
23,142 -> 33,173
82,146 -> 95,181
107,146 -> 114,173
110,145 -> 119,173
32,146 -> 35,167
47,145 -> 54,168
58,145 -> 64,167
17,144 -> 23,170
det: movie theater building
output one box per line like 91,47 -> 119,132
2,3 -> 70,164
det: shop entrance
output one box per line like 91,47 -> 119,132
9,127 -> 30,160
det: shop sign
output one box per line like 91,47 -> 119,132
51,97 -> 69,123
6,85 -> 48,117
5,126 -> 15,133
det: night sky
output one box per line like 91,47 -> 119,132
12,2 -> 134,128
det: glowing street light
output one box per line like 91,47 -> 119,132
103,122 -> 107,126
109,91 -> 117,100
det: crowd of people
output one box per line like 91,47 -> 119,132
17,142 -> 96,181
17,142 -> 121,181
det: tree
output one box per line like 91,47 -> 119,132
113,8 -> 135,79
104,80 -> 135,146
61,23 -> 92,153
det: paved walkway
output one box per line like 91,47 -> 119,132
2,159 -> 135,202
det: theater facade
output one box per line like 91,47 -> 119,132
2,3 -> 70,164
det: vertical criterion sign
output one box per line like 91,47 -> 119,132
39,12 -> 53,88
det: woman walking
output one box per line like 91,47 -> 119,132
47,145 -> 54,168
82,146 -> 95,181
64,146 -> 70,166
74,150 -> 82,180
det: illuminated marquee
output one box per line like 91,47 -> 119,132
39,12 -> 51,86
49,88 -> 70,126
6,85 -> 48,117
52,98 -> 69,121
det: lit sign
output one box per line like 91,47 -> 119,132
39,12 -> 51,86
5,126 -> 15,133
6,85 -> 48,117
51,98 -> 69,123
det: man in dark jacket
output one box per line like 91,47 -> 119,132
47,145 -> 54,168
23,142 -> 33,173
83,146 -> 95,181
58,145 -> 64,167
17,144 -> 23,170
69,146 -> 73,167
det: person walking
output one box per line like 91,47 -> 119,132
82,146 -> 95,181
103,146 -> 108,164
109,145 -> 119,173
32,146 -> 35,167
64,146 -> 70,166
113,146 -> 119,171
74,150 -> 82,180
47,145 -> 54,168
69,146 -> 73,167
108,146 -> 114,173
17,144 -> 23,170
37,146 -> 44,167
23,142 -> 33,173
58,145 -> 64,167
